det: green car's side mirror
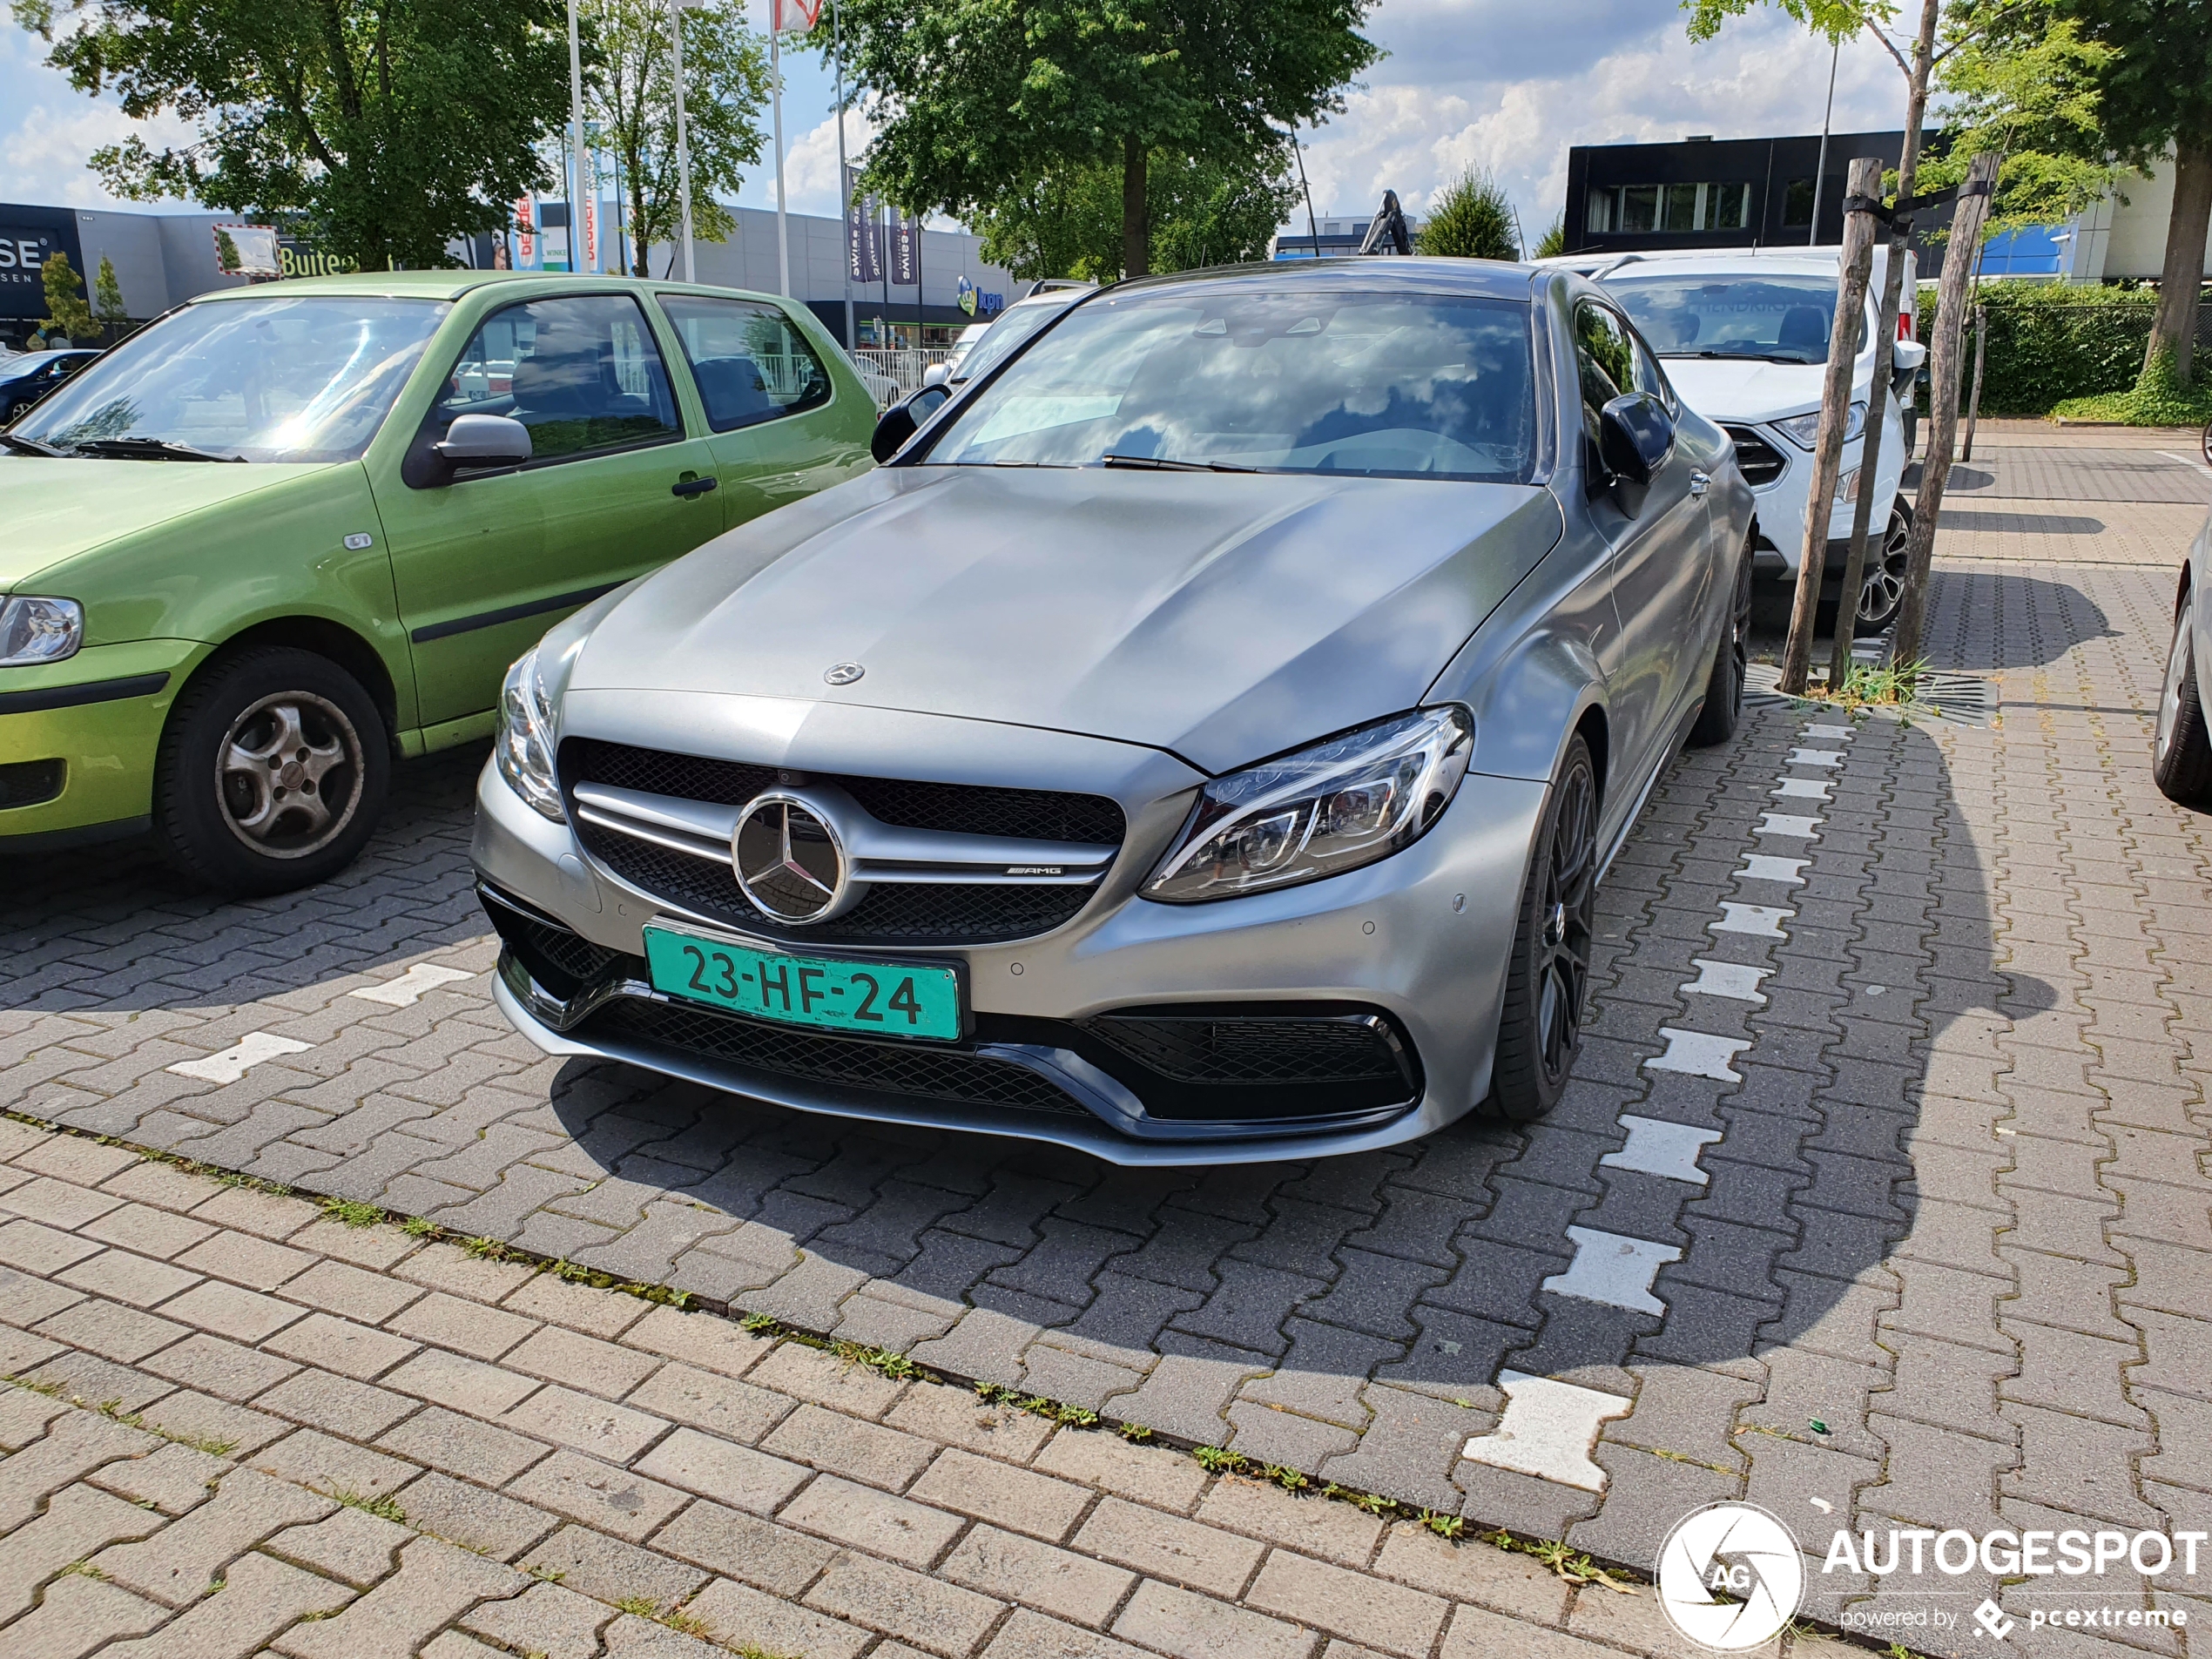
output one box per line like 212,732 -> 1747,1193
433,414 -> 533,480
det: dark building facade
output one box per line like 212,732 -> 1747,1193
1562,131 -> 1953,273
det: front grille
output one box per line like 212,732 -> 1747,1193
1088,1013 -> 1411,1086
480,887 -> 637,998
0,759 -> 64,810
560,738 -> 1126,946
587,997 -> 1095,1116
1722,425 -> 1788,487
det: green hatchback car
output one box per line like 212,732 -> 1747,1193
0,271 -> 875,891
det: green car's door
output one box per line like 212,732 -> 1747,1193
372,291 -> 721,732
654,293 -> 869,532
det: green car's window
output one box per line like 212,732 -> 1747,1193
9,296 -> 448,462
657,295 -> 831,432
428,293 -> 680,462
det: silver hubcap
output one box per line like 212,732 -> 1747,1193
217,691 -> 364,859
1858,510 -> 1911,622
2157,598 -> 2193,763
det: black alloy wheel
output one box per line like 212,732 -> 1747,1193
154,645 -> 392,894
1690,529 -> 1756,747
2153,587 -> 2212,806
1854,503 -> 1912,635
1492,733 -> 1599,1121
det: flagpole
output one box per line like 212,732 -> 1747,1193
771,9 -> 792,297
566,0 -> 586,273
670,0 -> 696,281
833,0 -> 853,347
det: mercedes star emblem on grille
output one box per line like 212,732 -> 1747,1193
732,793 -> 852,923
824,661 -> 865,685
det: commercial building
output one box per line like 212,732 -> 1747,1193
0,197 -> 1018,352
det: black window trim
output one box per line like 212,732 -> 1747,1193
652,291 -> 835,435
404,289 -> 688,490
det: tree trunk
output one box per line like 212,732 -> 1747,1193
2146,138 -> 2212,384
1123,136 -> 1148,280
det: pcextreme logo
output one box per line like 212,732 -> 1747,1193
1656,1503 -> 1805,1650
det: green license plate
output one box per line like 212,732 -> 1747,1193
642,925 -> 963,1042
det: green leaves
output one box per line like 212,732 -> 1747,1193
1417,166 -> 1520,261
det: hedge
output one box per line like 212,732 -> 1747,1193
1914,282 -> 2156,416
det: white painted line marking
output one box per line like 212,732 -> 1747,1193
1682,959 -> 1770,1003
1772,778 -> 1833,800
1757,813 -> 1822,839
1738,853 -> 1809,886
1647,1028 -> 1754,1082
2155,450 -> 2212,479
166,1032 -> 312,1084
1461,1370 -> 1633,1492
1543,1226 -> 1683,1314
1804,723 -> 1856,739
1787,748 -> 1844,768
1712,902 -> 1792,939
348,962 -> 476,1007
1602,1116 -> 1723,1186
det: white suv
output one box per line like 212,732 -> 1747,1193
1543,248 -> 1925,633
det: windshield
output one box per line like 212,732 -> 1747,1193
922,288 -> 1535,482
948,297 -> 1074,383
11,295 -> 449,462
1606,275 -> 1860,365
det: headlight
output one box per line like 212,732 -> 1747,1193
0,596 -> 84,666
496,646 -> 564,822
1143,706 -> 1474,903
1773,401 -> 1865,450
1835,468 -> 1860,504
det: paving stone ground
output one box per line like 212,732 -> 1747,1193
5,422 -> 2212,1656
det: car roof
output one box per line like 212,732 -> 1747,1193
1113,257 -> 1539,301
185,270 -> 801,307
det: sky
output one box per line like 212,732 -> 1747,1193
0,0 -> 1918,238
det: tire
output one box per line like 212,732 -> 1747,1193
1491,734 -> 1599,1123
2153,588 -> 2212,806
153,647 -> 391,894
1689,529 -> 1754,747
1852,502 -> 1912,636
4,398 -> 33,423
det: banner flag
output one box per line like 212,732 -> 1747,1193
888,205 -> 919,287
772,0 -> 822,30
846,167 -> 883,284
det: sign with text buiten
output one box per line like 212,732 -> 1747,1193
0,204 -> 84,320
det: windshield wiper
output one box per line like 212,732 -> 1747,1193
0,433 -> 65,456
1659,350 -> 1819,365
1098,453 -> 1258,473
71,436 -> 246,462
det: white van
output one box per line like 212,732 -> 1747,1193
1540,246 -> 1926,633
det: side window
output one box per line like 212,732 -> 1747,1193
657,295 -> 832,432
1573,302 -> 1633,444
1624,328 -> 1676,415
428,293 -> 679,463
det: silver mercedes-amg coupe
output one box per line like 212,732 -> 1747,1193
472,260 -> 1757,1163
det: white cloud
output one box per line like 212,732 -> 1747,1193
1,24 -> 202,211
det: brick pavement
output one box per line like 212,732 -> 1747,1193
5,428 -> 2212,1656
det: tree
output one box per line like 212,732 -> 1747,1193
838,0 -> 1378,280
40,253 -> 97,341
12,0 -> 574,271
583,0 -> 771,278
1418,166 -> 1519,260
1535,214 -> 1567,259
93,253 -> 128,332
974,145 -> 1299,281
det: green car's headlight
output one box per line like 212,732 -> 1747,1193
0,596 -> 84,667
496,646 -> 565,823
1143,706 -> 1474,903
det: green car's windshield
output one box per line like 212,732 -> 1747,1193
920,288 -> 1536,482
1606,275 -> 1851,365
11,295 -> 449,462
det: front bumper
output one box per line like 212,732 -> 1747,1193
471,745 -> 1548,1166
0,640 -> 205,844
1742,421 -> 1906,580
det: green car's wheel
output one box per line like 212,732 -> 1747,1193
1491,733 -> 1598,1123
155,647 -> 390,894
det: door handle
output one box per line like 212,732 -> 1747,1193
1689,470 -> 1711,497
671,475 -> 718,498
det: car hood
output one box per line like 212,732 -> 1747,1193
570,466 -> 1564,775
0,458 -> 331,589
1662,356 -> 1871,425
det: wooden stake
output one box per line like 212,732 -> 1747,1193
1890,152 -> 2002,670
1777,155 -> 1885,698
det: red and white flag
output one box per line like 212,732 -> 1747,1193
772,0 -> 821,30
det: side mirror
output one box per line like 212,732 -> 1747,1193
921,362 -> 949,389
869,385 -> 950,464
1892,338 -> 1927,373
1597,392 -> 1674,488
435,414 -> 533,470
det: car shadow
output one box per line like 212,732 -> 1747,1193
1748,568 -> 2121,674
